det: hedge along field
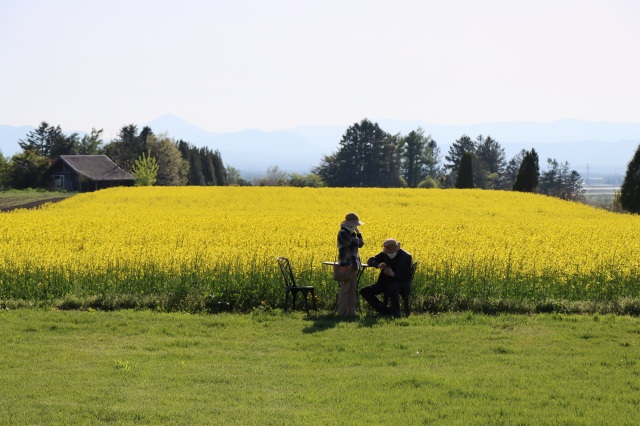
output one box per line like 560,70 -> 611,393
1,186 -> 640,313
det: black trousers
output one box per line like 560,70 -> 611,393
360,281 -> 402,316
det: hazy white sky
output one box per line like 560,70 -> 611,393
1,0 -> 638,139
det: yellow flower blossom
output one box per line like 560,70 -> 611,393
1,186 -> 638,303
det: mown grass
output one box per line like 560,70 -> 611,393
1,309 -> 639,425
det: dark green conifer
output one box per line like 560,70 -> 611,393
455,152 -> 474,189
619,144 -> 640,213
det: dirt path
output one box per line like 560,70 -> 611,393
0,197 -> 70,213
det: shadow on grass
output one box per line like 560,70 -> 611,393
302,313 -> 339,333
301,312 -> 388,333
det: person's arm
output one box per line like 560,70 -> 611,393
356,230 -> 364,248
367,252 -> 385,268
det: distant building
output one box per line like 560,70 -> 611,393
46,155 -> 135,192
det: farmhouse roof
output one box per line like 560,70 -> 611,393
55,155 -> 135,181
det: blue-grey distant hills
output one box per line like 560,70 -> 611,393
2,115 -> 639,177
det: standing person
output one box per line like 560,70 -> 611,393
336,212 -> 365,317
360,238 -> 413,317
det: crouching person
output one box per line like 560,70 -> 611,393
360,239 -> 412,317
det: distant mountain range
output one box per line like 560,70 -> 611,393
2,115 -> 639,178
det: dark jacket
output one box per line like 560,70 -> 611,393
337,227 -> 364,268
367,249 -> 413,286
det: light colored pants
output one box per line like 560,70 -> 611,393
338,268 -> 358,317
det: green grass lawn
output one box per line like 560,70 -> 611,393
1,309 -> 639,425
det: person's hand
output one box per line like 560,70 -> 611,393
378,262 -> 386,269
383,266 -> 394,277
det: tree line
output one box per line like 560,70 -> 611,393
0,122 -> 228,189
0,118 -> 585,199
310,118 -> 588,202
3,117 -> 640,214
254,118 -> 640,214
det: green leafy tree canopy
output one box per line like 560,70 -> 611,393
132,150 -> 159,186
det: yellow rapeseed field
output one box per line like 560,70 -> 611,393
1,186 -> 639,307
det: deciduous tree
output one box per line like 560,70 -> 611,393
538,158 -> 584,201
132,150 -> 159,186
225,166 -> 251,186
77,128 -> 104,155
255,165 -> 288,186
0,151 -> 9,189
288,172 -> 324,187
9,150 -> 50,189
147,134 -> 189,186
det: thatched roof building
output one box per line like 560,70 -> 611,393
46,155 -> 135,192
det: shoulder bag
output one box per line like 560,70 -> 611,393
333,264 -> 352,281
333,248 -> 353,281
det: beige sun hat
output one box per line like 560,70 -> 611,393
344,212 -> 364,225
